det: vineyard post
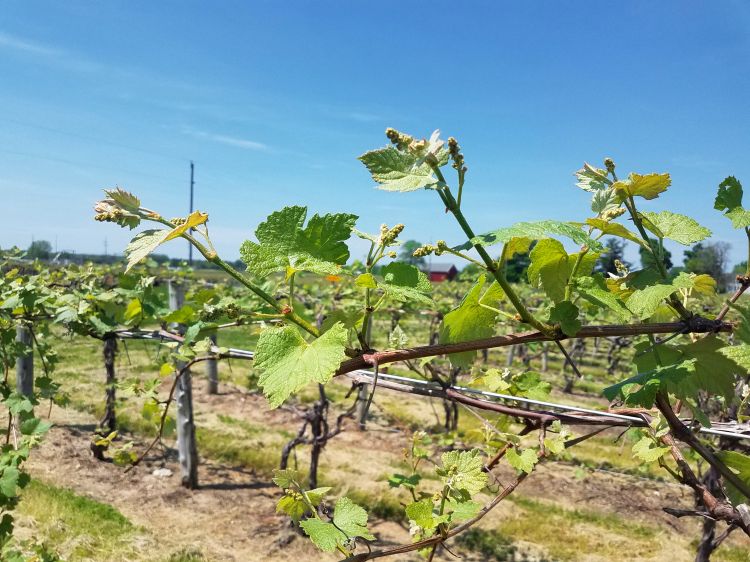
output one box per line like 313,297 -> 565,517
101,335 -> 117,433
206,331 -> 218,395
15,324 -> 33,398
168,280 -> 198,489
356,313 -> 374,430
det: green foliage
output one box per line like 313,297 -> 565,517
612,172 -> 671,200
714,176 -> 750,228
439,274 -> 503,367
240,206 -> 357,277
359,146 -> 441,192
641,211 -> 711,245
506,447 -> 539,474
254,323 -> 348,407
456,220 -> 602,252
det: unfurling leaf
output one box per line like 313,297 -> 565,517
612,172 -> 671,200
164,210 -> 209,241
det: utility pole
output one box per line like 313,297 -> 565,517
188,161 -> 194,265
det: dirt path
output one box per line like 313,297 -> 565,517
19,378 -> 748,562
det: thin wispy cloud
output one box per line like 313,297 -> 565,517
0,31 -> 62,57
182,127 -> 269,151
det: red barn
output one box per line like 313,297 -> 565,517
426,263 -> 458,282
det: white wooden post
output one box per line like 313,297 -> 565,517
15,325 -> 33,398
206,332 -> 218,395
168,280 -> 198,488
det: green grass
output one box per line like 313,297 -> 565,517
18,479 -> 141,561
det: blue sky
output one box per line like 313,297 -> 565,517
2,1 -> 750,267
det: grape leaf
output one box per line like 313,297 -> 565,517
716,450 -> 750,506
456,220 -> 602,252
613,172 -> 671,200
574,163 -> 611,192
439,274 -> 500,368
240,206 -> 357,277
585,218 -> 643,246
358,146 -> 440,192
437,449 -> 488,497
549,301 -> 581,337
506,447 -> 538,474
378,262 -> 433,304
715,176 -> 744,213
300,497 -> 375,553
104,187 -> 140,212
714,176 -> 750,228
254,322 -> 348,407
632,436 -> 670,463
164,210 -> 209,242
276,486 -> 331,522
124,230 -> 170,272
626,273 -> 694,320
574,274 -> 630,321
405,499 -> 448,531
527,239 -> 569,303
641,211 -> 711,245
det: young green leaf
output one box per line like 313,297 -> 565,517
612,172 -> 671,200
240,206 -> 357,277
549,301 -> 581,337
378,262 -> 433,304
124,230 -> 170,272
527,239 -> 569,303
358,146 -> 440,192
300,497 -> 375,553
456,220 -> 602,252
640,211 -> 711,245
439,274 -> 500,368
506,447 -> 538,474
632,436 -> 670,463
254,322 -> 348,407
437,449 -> 488,497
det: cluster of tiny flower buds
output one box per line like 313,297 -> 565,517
601,207 -> 626,221
448,137 -> 467,174
385,128 -> 415,151
93,207 -> 127,223
413,240 -> 449,258
604,157 -> 616,175
169,217 -> 187,226
379,223 -> 405,246
614,259 -> 629,276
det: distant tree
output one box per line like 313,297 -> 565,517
639,241 -> 673,271
597,239 -> 630,275
684,242 -> 730,289
27,240 -> 52,260
505,252 -> 531,283
734,261 -> 747,275
399,240 -> 425,267
458,263 -> 482,280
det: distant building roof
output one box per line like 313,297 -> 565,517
425,263 -> 458,273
